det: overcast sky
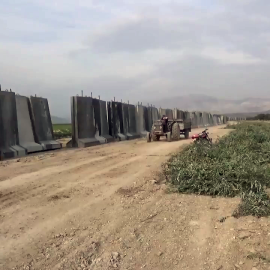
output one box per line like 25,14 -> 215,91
1,0 -> 270,117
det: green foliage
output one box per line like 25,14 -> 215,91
247,113 -> 270,121
53,124 -> 72,139
163,122 -> 270,218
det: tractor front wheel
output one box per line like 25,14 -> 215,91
151,127 -> 160,141
167,132 -> 172,142
146,132 -> 151,142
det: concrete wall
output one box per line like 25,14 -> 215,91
128,104 -> 140,138
69,96 -> 100,148
0,92 -> 25,159
100,100 -> 114,142
166,109 -> 173,120
30,96 -> 61,150
122,103 -> 140,140
136,105 -> 148,137
173,109 -> 185,120
15,95 -> 43,153
92,98 -> 113,144
151,107 -> 159,123
159,108 -> 173,120
202,112 -> 209,126
108,101 -> 126,140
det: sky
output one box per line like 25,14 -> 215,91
1,0 -> 270,117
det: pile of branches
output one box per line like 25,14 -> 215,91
163,122 -> 270,217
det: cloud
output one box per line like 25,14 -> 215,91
1,0 -> 270,117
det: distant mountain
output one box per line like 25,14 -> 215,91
152,94 -> 270,114
51,116 -> 70,124
225,110 -> 270,118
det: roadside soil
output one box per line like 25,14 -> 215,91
1,126 -> 270,270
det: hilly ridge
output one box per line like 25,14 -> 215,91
152,94 -> 270,114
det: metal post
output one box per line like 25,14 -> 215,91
114,97 -> 115,102
0,84 -> 1,91
99,95 -> 100,100
91,92 -> 92,98
81,90 -> 83,97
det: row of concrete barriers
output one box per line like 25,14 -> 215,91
0,91 -> 61,160
0,91 -> 241,160
66,96 -> 229,148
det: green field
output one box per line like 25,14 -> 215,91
164,122 -> 270,218
53,123 -> 72,139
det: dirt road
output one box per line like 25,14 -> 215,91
1,126 -> 270,270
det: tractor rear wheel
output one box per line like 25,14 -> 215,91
172,123 -> 180,141
184,130 -> 189,139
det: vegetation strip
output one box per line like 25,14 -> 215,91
53,124 -> 72,139
163,122 -> 270,217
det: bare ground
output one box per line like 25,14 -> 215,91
0,126 -> 270,270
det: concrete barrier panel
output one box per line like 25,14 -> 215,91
209,114 -> 214,126
217,116 -> 221,125
100,100 -> 114,143
144,106 -> 150,132
191,112 -> 198,128
15,95 -> 43,153
196,112 -> 203,127
147,107 -> 153,130
108,102 -> 126,140
0,91 -> 26,159
202,112 -> 209,127
166,109 -> 173,120
136,105 -> 147,137
158,108 -> 173,119
122,103 -> 130,138
151,107 -> 159,122
213,115 -> 218,125
159,108 -> 166,119
184,111 -> 191,121
122,103 -> 139,140
173,109 -> 185,119
92,98 -> 114,144
30,97 -> 61,150
68,96 -> 99,148
128,104 -> 140,139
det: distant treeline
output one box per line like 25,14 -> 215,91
247,114 -> 270,121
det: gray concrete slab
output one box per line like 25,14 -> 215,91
196,111 -> 203,127
108,102 -> 126,141
173,109 -> 185,120
127,104 -> 140,139
15,95 -> 43,153
166,109 -> 173,120
191,112 -> 198,128
136,105 -> 147,137
151,107 -> 159,122
92,98 -> 110,144
30,96 -> 61,150
0,91 -> 26,160
159,108 -> 166,119
69,96 -> 100,148
100,100 -> 114,143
